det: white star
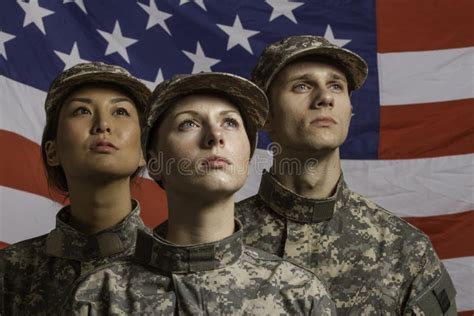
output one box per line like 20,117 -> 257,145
0,30 -> 15,60
217,15 -> 259,55
183,42 -> 220,73
142,68 -> 164,90
265,0 -> 303,24
54,42 -> 89,70
63,0 -> 87,14
138,0 -> 172,35
323,25 -> 351,47
17,0 -> 55,35
179,0 -> 207,11
97,21 -> 138,64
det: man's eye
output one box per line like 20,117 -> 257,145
115,107 -> 130,116
179,120 -> 198,130
223,117 -> 239,128
329,83 -> 344,92
72,107 -> 91,116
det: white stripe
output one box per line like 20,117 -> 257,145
442,256 -> 474,312
236,149 -> 474,217
378,47 -> 474,106
0,75 -> 46,144
0,186 -> 59,244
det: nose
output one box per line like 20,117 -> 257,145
203,125 -> 224,148
92,113 -> 111,134
311,88 -> 334,109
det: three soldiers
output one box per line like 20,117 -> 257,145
1,35 -> 457,315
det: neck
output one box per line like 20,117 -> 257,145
272,148 -> 341,199
67,178 -> 133,235
165,191 -> 235,245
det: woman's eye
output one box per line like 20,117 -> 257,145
293,83 -> 310,92
179,120 -> 198,130
72,107 -> 91,116
115,107 -> 130,116
223,118 -> 239,128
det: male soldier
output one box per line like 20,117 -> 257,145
0,62 -> 151,314
62,72 -> 336,315
236,36 -> 457,315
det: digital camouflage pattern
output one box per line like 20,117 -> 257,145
63,221 -> 336,315
144,72 -> 269,157
236,171 -> 457,315
45,62 -> 150,115
0,200 -> 150,315
251,35 -> 368,93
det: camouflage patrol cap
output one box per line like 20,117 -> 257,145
252,35 -> 368,92
145,72 -> 268,157
44,62 -> 150,115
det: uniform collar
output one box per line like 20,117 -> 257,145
258,170 -> 348,223
135,220 -> 244,273
45,200 -> 146,261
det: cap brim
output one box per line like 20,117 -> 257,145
47,72 -> 150,114
265,46 -> 368,92
148,72 -> 268,130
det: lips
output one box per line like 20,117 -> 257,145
310,116 -> 337,126
90,139 -> 118,153
203,155 -> 231,168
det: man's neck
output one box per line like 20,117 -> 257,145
165,191 -> 235,246
272,148 -> 341,199
67,178 -> 133,235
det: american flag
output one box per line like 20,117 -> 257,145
0,0 -> 472,313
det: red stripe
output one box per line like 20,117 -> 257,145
377,0 -> 474,53
0,241 -> 9,249
0,130 -> 66,204
379,99 -> 474,159
131,177 -> 168,228
404,210 -> 474,260
0,130 -> 168,228
458,311 -> 474,316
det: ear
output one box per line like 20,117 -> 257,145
146,150 -> 162,181
44,140 -> 60,166
138,150 -> 146,168
263,114 -> 274,133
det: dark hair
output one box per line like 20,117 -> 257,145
41,82 -> 146,195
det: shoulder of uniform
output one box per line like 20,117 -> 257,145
1,234 -> 48,256
347,190 -> 432,243
0,234 -> 48,272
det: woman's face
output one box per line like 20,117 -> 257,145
149,94 -> 251,197
44,84 -> 145,184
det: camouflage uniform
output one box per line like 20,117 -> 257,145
0,200 -> 150,315
63,220 -> 336,315
236,171 -> 457,315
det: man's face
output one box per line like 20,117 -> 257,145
267,60 -> 352,155
46,84 -> 145,182
149,94 -> 251,196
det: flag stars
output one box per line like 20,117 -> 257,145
183,42 -> 220,73
63,0 -> 88,15
142,68 -> 164,90
17,0 -> 55,35
138,0 -> 173,35
324,25 -> 351,47
265,0 -> 304,24
179,0 -> 207,11
54,42 -> 89,70
97,21 -> 138,64
0,30 -> 16,60
217,15 -> 259,55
